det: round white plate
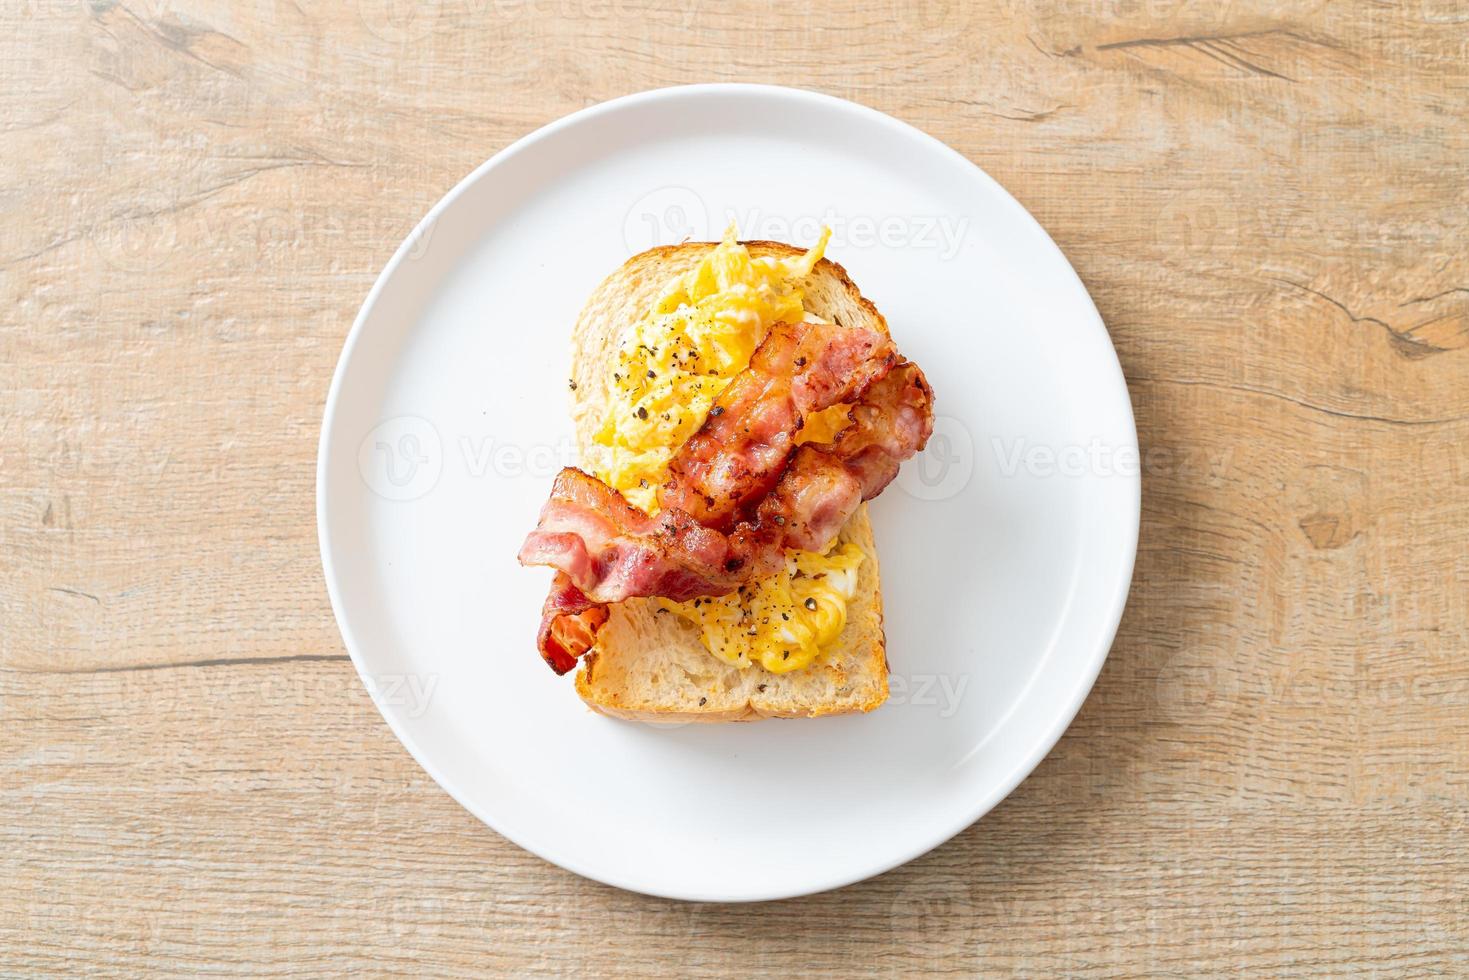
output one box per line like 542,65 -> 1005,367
318,84 -> 1138,902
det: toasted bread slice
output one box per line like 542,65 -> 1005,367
566,241 -> 890,722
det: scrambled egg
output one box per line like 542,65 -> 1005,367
588,225 -> 864,673
662,543 -> 864,673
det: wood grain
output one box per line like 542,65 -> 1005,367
3,0 -> 1467,974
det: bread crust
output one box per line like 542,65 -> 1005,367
565,239 -> 892,722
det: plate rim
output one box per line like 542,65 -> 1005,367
316,82 -> 1140,902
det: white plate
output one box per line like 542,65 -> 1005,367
317,84 -> 1139,902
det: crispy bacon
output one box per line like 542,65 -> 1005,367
520,359 -> 934,670
518,467 -> 780,605
748,362 -> 933,551
536,574 -> 609,675
830,362 -> 936,499
659,320 -> 895,528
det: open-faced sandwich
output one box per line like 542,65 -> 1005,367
518,226 -> 934,721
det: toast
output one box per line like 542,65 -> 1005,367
566,241 -> 891,722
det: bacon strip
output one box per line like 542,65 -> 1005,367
750,362 -> 934,551
536,574 -> 609,675
829,362 -> 935,498
659,320 -> 895,528
520,360 -> 934,671
519,467 -> 781,605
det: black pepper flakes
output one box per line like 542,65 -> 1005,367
568,379 -> 578,390
698,697 -> 707,706
709,405 -> 725,417
636,406 -> 648,420
804,597 -> 818,611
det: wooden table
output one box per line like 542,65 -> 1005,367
4,1 -> 1466,974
